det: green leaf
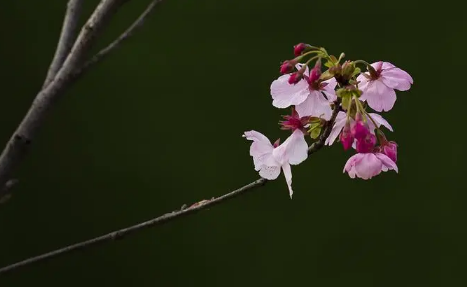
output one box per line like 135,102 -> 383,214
310,127 -> 322,139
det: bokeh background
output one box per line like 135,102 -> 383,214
0,0 -> 465,286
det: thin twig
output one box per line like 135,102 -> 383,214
0,104 -> 341,275
0,179 -> 266,275
43,0 -> 84,88
79,0 -> 165,75
0,0 -> 128,198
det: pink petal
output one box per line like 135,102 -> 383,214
273,130 -> 308,165
343,153 -> 363,172
324,77 -> 337,91
295,90 -> 333,120
360,79 -> 397,112
270,74 -> 309,108
368,113 -> 393,132
354,153 -> 383,179
322,78 -> 338,102
243,130 -> 274,170
381,68 -> 413,91
380,62 -> 395,70
343,153 -> 364,179
325,111 -> 347,145
243,130 -> 272,147
281,163 -> 294,199
374,153 -> 398,173
259,165 -> 281,180
371,61 -> 384,71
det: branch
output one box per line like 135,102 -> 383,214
42,0 -> 84,88
78,0 -> 165,75
0,0 -> 128,199
0,0 -> 167,200
0,104 -> 340,275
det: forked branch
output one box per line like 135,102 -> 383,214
0,0 -> 165,201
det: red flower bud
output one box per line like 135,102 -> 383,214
280,60 -> 296,74
288,72 -> 303,84
293,43 -> 310,57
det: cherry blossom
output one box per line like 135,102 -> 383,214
357,61 -> 413,112
243,129 -> 308,198
343,152 -> 398,180
270,64 -> 337,120
380,141 -> 398,163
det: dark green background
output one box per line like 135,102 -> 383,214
0,0 -> 465,286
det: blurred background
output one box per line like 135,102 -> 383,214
0,0 -> 465,286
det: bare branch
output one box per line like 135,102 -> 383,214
0,0 -> 128,198
0,179 -> 266,275
43,0 -> 84,88
0,104 -> 341,275
80,0 -> 165,74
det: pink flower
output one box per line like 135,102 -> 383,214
270,64 -> 337,120
325,111 -> 393,146
343,152 -> 398,180
357,61 -> 413,112
243,129 -> 308,198
381,141 -> 397,163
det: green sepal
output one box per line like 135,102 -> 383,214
341,93 -> 352,110
324,60 -> 334,68
320,70 -> 334,81
352,67 -> 361,77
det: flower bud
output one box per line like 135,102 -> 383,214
288,72 -> 303,84
309,59 -> 322,83
351,113 -> 370,140
382,141 -> 397,162
280,60 -> 296,74
329,63 -> 342,76
340,121 -> 353,150
355,133 -> 377,153
341,61 -> 355,79
293,43 -> 311,57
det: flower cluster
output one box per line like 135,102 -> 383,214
244,44 -> 413,198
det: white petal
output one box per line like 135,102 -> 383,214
295,91 -> 333,120
270,74 -> 309,108
322,78 -> 338,102
360,80 -> 397,112
367,113 -> 393,132
273,130 -> 308,165
281,163 -> 294,199
325,111 -> 347,146
375,153 -> 398,173
243,130 -> 274,170
259,165 -> 281,180
354,153 -> 383,180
